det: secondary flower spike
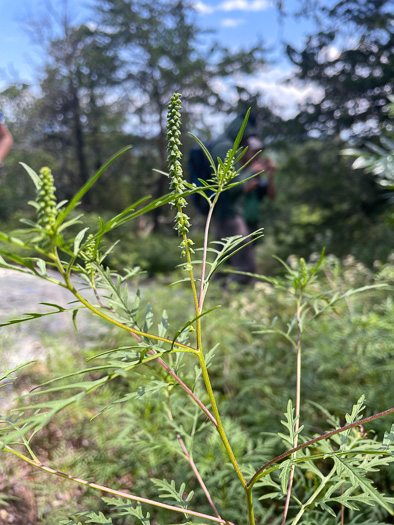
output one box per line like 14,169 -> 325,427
37,167 -> 58,233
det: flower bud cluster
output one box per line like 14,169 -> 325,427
298,257 -> 309,287
216,151 -> 236,188
84,234 -> 97,275
37,167 -> 57,234
166,94 -> 188,232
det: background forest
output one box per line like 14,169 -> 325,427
1,1 -> 394,524
1,0 -> 393,272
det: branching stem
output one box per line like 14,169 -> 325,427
199,195 -> 219,311
52,248 -> 217,425
248,406 -> 394,488
166,402 -> 224,522
2,445 -> 232,525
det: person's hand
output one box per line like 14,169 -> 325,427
249,159 -> 266,173
261,158 -> 277,178
244,177 -> 260,194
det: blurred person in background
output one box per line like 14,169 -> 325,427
241,135 -> 276,234
209,114 -> 276,283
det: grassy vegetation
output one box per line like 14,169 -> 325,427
1,251 -> 393,524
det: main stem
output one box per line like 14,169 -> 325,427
198,352 -> 246,487
182,224 -> 251,520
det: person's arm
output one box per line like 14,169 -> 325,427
0,123 -> 13,164
243,157 -> 277,200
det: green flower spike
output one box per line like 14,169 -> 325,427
166,93 -> 195,265
217,151 -> 236,188
84,234 -> 97,277
166,93 -> 191,233
37,167 -> 58,234
299,257 -> 309,287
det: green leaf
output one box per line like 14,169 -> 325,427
278,459 -> 293,494
72,309 -> 79,331
99,196 -> 151,232
0,250 -> 36,272
340,395 -> 366,450
151,478 -> 193,517
333,455 -> 394,515
171,306 -> 221,350
233,108 -> 251,152
253,328 -> 297,348
73,227 -> 89,256
102,498 -> 150,524
0,304 -> 84,328
20,163 -> 40,189
57,146 -> 132,227
158,310 -> 169,339
35,259 -> 47,276
86,512 -> 113,524
0,362 -> 34,388
278,400 -> 304,448
381,423 -> 394,450
92,380 -> 171,419
188,133 -> 216,175
143,304 -> 154,333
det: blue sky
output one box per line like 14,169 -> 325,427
0,0 -> 324,117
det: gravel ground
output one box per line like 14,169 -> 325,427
0,268 -> 105,409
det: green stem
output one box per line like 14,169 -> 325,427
182,229 -> 202,351
199,194 -> 219,311
198,352 -> 246,487
60,267 -> 196,353
245,486 -> 256,525
291,466 -> 336,525
182,225 -> 244,482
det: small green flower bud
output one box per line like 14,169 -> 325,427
36,167 -> 58,235
84,234 -> 97,275
299,257 -> 309,287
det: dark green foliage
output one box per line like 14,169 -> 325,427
263,140 -> 394,265
286,0 -> 394,139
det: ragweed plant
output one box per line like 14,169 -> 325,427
0,94 -> 393,525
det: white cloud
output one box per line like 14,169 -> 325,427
219,0 -> 270,11
210,67 -> 324,120
240,68 -> 324,118
221,18 -> 246,27
318,45 -> 341,63
193,0 -> 270,14
193,1 -> 215,14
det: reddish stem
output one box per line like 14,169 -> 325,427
167,405 -> 225,522
248,406 -> 394,488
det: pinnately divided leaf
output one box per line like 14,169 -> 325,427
340,395 -> 366,450
85,511 -> 113,523
102,497 -> 151,524
333,455 -> 394,515
151,478 -> 194,519
381,423 -> 394,450
278,399 -> 304,447
279,459 -> 293,494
